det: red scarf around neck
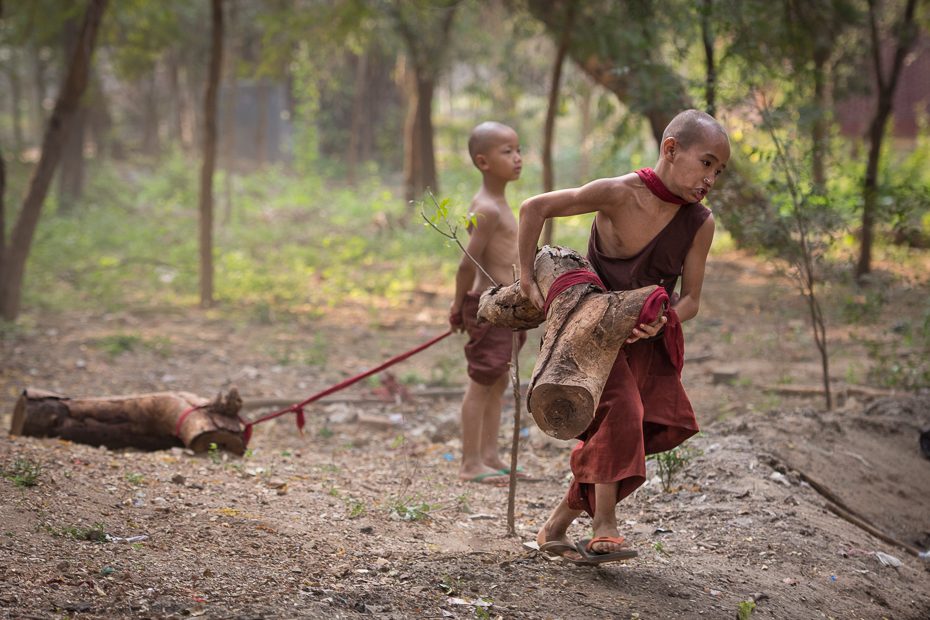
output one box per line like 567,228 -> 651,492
635,167 -> 693,205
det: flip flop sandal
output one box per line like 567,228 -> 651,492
575,536 -> 639,564
538,540 -> 592,566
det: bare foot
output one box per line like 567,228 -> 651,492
587,527 -> 635,555
458,465 -> 508,485
484,458 -> 530,478
536,522 -> 585,564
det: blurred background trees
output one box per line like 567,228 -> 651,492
0,0 -> 927,323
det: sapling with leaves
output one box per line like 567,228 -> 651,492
755,94 -> 845,410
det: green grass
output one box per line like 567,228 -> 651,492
2,459 -> 42,488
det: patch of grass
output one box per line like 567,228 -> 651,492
2,459 -> 42,488
124,473 -> 146,485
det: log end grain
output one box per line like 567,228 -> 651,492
188,430 -> 245,456
529,382 -> 594,440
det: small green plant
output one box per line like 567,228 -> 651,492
345,497 -> 366,518
737,600 -> 756,619
475,605 -> 491,619
208,443 -> 222,465
651,541 -> 671,557
2,459 -> 42,488
318,427 -> 335,439
647,441 -> 703,493
124,472 -> 145,485
387,494 -> 433,521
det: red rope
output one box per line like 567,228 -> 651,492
175,404 -> 205,438
238,329 -> 453,446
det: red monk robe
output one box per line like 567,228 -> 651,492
565,169 -> 711,516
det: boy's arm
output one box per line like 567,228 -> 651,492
449,205 -> 501,332
518,179 -> 620,309
672,215 -> 715,323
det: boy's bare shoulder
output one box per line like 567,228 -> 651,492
468,193 -> 507,224
580,173 -> 641,205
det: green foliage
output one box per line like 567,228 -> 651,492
2,459 -> 42,488
208,443 -> 222,466
647,441 -> 703,493
738,600 -> 757,619
123,472 -> 145,485
863,300 -> 930,390
387,493 -> 434,522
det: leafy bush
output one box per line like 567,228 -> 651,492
647,441 -> 703,493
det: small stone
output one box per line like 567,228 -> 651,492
360,526 -> 374,535
188,483 -> 204,490
267,477 -> 287,489
171,474 -> 186,485
56,560 -> 70,571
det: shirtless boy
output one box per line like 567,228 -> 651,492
519,109 -> 730,563
449,121 -> 527,485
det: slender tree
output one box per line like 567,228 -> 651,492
855,0 -> 919,282
540,0 -> 576,248
199,0 -> 224,307
386,0 -> 458,203
0,0 -> 108,322
0,0 -> 5,264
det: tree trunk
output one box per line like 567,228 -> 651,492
347,52 -> 368,187
31,43 -> 48,139
541,1 -> 575,248
167,53 -> 183,145
141,70 -> 160,157
403,71 -> 438,202
255,76 -> 267,169
478,245 -> 660,439
0,135 -> 5,263
701,0 -> 716,117
57,105 -> 87,211
11,388 -> 245,454
199,0 -> 223,308
856,0 -> 918,283
0,0 -> 108,322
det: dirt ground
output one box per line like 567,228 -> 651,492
1,250 -> 930,620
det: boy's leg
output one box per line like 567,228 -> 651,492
536,490 -> 585,562
458,378 -> 507,483
478,371 -> 511,472
589,481 -> 634,554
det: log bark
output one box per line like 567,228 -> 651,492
11,387 -> 244,455
479,246 -> 660,439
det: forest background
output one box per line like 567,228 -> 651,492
0,0 -> 928,395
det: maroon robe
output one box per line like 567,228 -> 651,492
566,201 -> 711,516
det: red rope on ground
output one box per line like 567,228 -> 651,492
238,329 -> 454,446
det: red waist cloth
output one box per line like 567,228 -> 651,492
636,287 -> 684,376
566,338 -> 699,517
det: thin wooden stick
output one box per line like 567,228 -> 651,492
506,329 -> 521,537
826,502 -> 922,557
506,265 -> 522,537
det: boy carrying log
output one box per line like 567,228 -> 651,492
519,109 -> 730,563
449,121 -> 528,485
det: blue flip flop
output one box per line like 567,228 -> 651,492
467,471 -> 508,484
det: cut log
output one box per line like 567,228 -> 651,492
530,281 -> 658,440
10,387 -> 244,454
478,245 -> 662,440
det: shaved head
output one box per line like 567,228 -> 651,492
468,121 -> 516,165
662,109 -> 728,152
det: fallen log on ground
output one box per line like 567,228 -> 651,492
479,245 -> 660,440
11,387 -> 245,454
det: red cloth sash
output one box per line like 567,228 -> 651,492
635,168 -> 692,205
543,270 -> 605,315
636,287 -> 684,376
